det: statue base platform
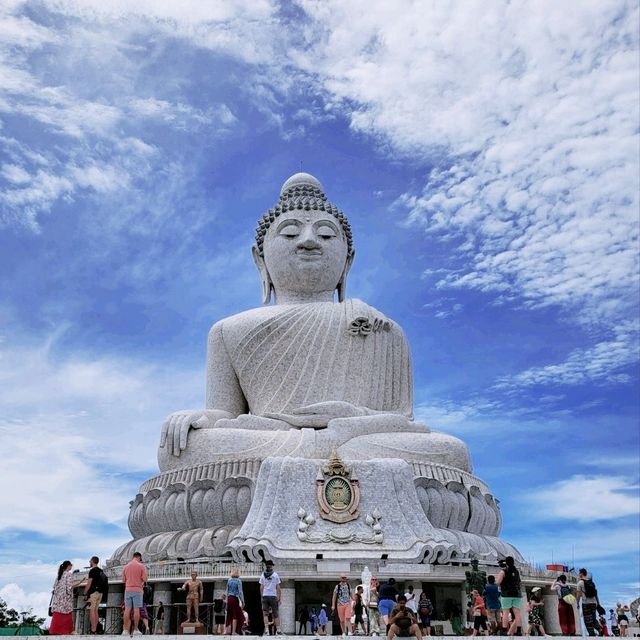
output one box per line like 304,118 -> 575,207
178,622 -> 206,635
109,454 -> 522,566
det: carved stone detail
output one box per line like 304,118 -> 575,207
297,506 -> 383,544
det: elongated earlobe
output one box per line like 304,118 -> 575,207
252,245 -> 273,304
336,252 -> 355,303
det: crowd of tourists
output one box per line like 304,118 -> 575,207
47,553 -> 634,637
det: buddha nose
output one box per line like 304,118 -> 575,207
297,228 -> 321,249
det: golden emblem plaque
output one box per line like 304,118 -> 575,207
316,450 -> 360,523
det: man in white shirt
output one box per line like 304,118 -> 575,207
259,560 -> 282,635
404,585 -> 417,615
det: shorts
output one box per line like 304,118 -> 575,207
88,591 -> 103,611
378,599 -> 396,617
140,605 -> 148,620
337,603 -> 353,623
420,615 -> 431,626
474,616 -> 488,631
488,609 -> 501,625
124,591 -> 144,609
500,596 -> 522,609
214,615 -> 226,625
262,595 -> 279,616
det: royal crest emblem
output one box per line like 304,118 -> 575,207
316,450 -> 360,523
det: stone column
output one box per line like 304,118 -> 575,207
279,580 -> 296,634
519,586 -> 529,635
74,591 -> 87,634
544,593 -> 561,635
460,586 -> 468,635
154,582 -> 173,635
106,583 -> 124,634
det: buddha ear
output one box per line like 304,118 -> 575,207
336,251 -> 355,303
252,245 -> 273,305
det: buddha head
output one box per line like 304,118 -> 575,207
253,173 -> 355,304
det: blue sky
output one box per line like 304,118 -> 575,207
0,0 -> 638,621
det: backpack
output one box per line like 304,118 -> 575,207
583,579 -> 598,599
96,569 -> 109,597
501,566 -> 521,597
419,600 -> 433,616
560,585 -> 571,598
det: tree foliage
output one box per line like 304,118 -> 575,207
0,597 -> 45,628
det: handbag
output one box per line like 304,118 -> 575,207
563,594 -> 577,605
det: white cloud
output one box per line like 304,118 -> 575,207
527,475 -> 640,522
495,321 -> 639,389
290,0 -> 639,332
0,583 -> 51,621
0,329 -> 202,536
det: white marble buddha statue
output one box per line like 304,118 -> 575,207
157,172 -> 470,474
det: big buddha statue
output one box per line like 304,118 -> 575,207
111,173 -> 521,565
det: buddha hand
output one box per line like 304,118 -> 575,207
160,409 -> 233,456
264,401 -> 369,428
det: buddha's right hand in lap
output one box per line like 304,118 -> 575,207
160,409 -> 234,457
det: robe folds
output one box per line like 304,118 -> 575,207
221,299 -> 413,417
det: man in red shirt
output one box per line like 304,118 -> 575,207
121,552 -> 148,636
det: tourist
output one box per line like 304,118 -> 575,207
599,614 -> 609,637
367,577 -> 382,636
139,603 -> 150,635
609,608 -> 619,636
83,556 -> 106,634
353,586 -> 367,635
226,567 -> 245,635
471,589 -> 488,636
299,605 -> 310,635
496,556 -> 522,636
616,603 -> 630,638
49,560 -> 75,635
527,587 -> 547,636
153,601 -> 165,634
122,552 -> 148,636
404,585 -> 417,617
318,604 -> 328,635
386,594 -> 422,640
179,571 -> 204,623
310,607 -> 319,635
332,574 -> 354,637
576,568 -> 600,636
377,578 -> 399,631
482,575 -> 502,634
551,574 -> 576,636
259,560 -> 282,635
213,594 -> 226,634
416,592 -> 432,636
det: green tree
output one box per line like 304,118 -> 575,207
0,597 -> 20,626
0,598 -> 45,628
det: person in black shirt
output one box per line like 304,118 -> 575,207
353,586 -> 366,635
387,595 -> 422,640
83,556 -> 104,634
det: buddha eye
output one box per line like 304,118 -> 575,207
279,225 -> 300,237
317,225 -> 337,239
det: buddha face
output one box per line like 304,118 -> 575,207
259,208 -> 351,301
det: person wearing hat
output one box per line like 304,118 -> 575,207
318,605 -> 328,635
260,560 -> 282,635
527,587 -> 547,636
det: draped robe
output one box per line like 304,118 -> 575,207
217,299 -> 413,417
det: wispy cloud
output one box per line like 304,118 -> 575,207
292,0 -> 639,331
527,475 -> 640,522
494,321 -> 639,389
